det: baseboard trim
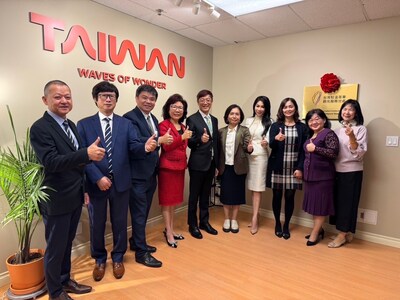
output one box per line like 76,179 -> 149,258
241,204 -> 400,248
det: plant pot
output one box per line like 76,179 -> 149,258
6,249 -> 46,295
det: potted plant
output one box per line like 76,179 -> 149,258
0,106 -> 50,295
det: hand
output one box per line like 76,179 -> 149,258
306,139 -> 316,152
96,176 -> 112,191
201,128 -> 210,143
182,126 -> 192,140
247,138 -> 254,152
87,137 -> 106,161
344,123 -> 355,138
159,128 -> 173,145
145,133 -> 157,152
261,135 -> 269,148
275,128 -> 285,141
84,193 -> 90,206
293,170 -> 302,180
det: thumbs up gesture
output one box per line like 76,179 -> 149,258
87,137 -> 105,161
160,128 -> 173,145
275,128 -> 285,141
201,128 -> 210,143
182,125 -> 193,140
306,139 -> 316,152
145,133 -> 157,152
261,134 -> 269,148
247,138 -> 254,153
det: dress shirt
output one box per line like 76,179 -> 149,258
225,126 -> 237,165
47,109 -> 79,148
98,112 -> 113,136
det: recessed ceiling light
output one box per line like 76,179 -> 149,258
208,0 -> 303,17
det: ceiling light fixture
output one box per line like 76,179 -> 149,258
174,0 -> 184,7
193,0 -> 201,15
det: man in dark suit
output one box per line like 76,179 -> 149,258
123,84 -> 172,268
30,80 -> 105,300
77,81 -> 157,281
186,89 -> 219,239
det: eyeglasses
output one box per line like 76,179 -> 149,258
170,105 -> 184,111
98,93 -> 116,100
199,97 -> 212,103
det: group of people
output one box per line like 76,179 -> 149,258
29,80 -> 367,300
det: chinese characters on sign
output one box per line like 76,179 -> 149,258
303,84 -> 359,119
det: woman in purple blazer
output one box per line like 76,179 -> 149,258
303,109 -> 339,246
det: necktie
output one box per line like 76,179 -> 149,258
205,116 -> 213,135
63,120 -> 77,149
146,115 -> 154,134
104,118 -> 113,174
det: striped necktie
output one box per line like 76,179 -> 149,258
104,117 -> 113,174
146,115 -> 154,134
62,120 -> 77,149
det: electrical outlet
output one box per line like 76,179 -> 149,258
357,208 -> 377,225
386,136 -> 399,147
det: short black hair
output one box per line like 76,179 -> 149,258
135,84 -> 158,100
338,99 -> 364,125
162,94 -> 188,123
305,108 -> 331,137
196,89 -> 213,101
92,81 -> 119,100
224,104 -> 245,125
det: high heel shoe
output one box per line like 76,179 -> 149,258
173,234 -> 185,240
306,238 -> 320,246
250,216 -> 259,235
163,230 -> 177,248
305,228 -> 325,240
282,227 -> 290,240
275,224 -> 283,238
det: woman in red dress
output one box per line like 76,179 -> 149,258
158,94 -> 192,248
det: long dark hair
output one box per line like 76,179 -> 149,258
276,98 -> 300,123
338,99 -> 364,125
252,96 -> 272,136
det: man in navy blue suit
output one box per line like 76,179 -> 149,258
124,85 -> 172,268
77,81 -> 157,281
30,80 -> 105,300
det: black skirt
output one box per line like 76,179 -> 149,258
220,165 -> 246,205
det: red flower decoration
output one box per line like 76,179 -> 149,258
320,73 -> 341,93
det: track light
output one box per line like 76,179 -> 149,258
209,8 -> 220,19
193,1 -> 201,15
174,0 -> 184,6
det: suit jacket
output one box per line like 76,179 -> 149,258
30,112 -> 90,216
159,119 -> 188,171
123,107 -> 160,179
77,113 -> 145,196
186,111 -> 219,171
218,125 -> 251,176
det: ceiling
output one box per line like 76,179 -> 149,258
92,0 -> 400,47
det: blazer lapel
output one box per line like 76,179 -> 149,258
45,113 -> 76,151
234,126 -> 242,155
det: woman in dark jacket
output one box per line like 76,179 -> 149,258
266,98 -> 308,239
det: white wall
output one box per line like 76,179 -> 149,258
0,0 -> 213,279
212,16 -> 400,239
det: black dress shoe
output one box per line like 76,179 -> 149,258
62,279 -> 92,294
199,223 -> 218,235
129,241 -> 157,253
50,291 -> 74,300
189,226 -> 203,239
135,252 -> 162,268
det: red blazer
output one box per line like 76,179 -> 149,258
159,119 -> 188,171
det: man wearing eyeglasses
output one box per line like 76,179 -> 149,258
77,81 -> 157,282
186,89 -> 220,239
123,84 -> 173,268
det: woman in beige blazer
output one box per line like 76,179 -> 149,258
218,104 -> 253,233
